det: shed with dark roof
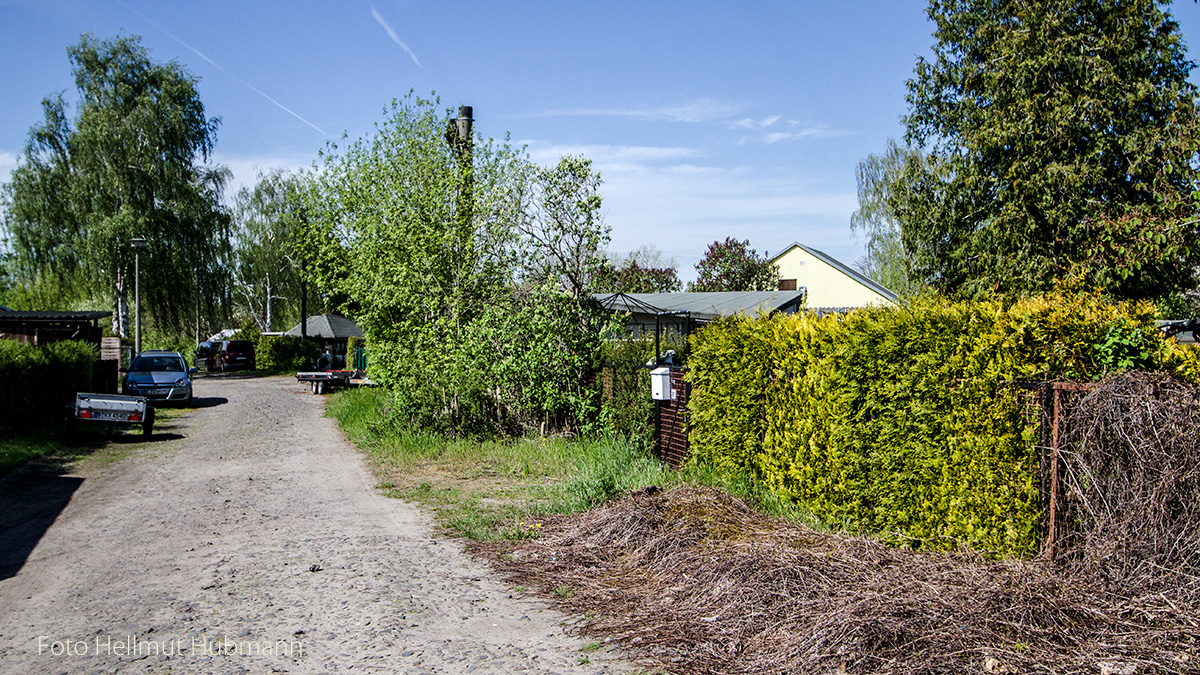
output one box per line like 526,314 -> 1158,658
0,309 -> 111,346
285,314 -> 363,340
595,290 -> 807,338
284,314 -> 364,369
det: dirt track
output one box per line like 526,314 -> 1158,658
0,374 -> 626,674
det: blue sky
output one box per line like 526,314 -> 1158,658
2,1 -> 1199,282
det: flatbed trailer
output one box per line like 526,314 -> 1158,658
73,392 -> 155,436
295,369 -> 374,394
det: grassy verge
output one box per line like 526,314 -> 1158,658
0,404 -> 193,476
327,387 -> 684,540
327,386 -> 834,541
0,435 -> 65,475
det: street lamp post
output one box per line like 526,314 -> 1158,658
131,237 -> 148,355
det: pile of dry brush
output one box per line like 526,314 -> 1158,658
1059,372 -> 1200,609
475,371 -> 1200,674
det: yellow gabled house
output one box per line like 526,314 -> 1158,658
770,242 -> 897,311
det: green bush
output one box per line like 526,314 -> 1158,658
596,329 -> 690,444
0,340 -> 99,433
596,337 -> 654,445
374,284 -> 614,437
254,334 -> 320,373
144,334 -> 196,359
687,288 -> 1169,557
347,335 -> 366,370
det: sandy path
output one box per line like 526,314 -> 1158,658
0,375 -> 626,674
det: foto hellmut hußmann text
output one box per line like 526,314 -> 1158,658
37,634 -> 304,658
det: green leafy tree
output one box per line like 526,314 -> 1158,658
230,169 -> 306,331
594,245 -> 682,293
1,34 -> 230,334
296,94 -> 524,389
297,95 -> 617,435
517,156 -> 609,299
850,138 -> 936,298
593,260 -> 682,293
688,237 -> 779,292
902,0 -> 1200,299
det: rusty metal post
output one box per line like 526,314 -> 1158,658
1047,387 -> 1062,560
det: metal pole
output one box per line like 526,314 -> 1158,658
457,105 -> 473,143
131,237 -> 148,356
1047,387 -> 1061,560
134,248 -> 141,356
655,314 -> 661,367
300,275 -> 308,342
446,106 -> 474,340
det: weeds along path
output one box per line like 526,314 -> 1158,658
0,374 -> 625,674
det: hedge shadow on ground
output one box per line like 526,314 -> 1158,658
0,469 -> 83,580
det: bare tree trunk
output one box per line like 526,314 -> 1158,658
264,274 -> 273,332
233,274 -> 265,332
114,271 -> 130,337
195,269 -> 201,346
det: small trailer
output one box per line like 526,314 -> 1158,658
73,392 -> 155,436
295,369 -> 374,395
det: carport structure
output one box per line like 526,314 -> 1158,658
0,308 -> 111,346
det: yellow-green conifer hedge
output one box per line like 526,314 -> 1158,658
687,289 -> 1192,557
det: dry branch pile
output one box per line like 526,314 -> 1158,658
477,483 -> 1200,673
1059,371 -> 1200,610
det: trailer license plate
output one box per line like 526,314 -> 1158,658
97,411 -> 131,421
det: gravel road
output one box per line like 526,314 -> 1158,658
0,375 -> 627,674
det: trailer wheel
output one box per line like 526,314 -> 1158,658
316,380 -> 326,395
311,381 -> 319,394
142,407 -> 155,437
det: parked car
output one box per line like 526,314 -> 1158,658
194,341 -> 217,370
121,350 -> 196,405
213,339 -> 256,372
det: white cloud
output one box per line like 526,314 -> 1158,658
0,151 -> 19,184
522,142 -> 699,168
534,97 -> 743,124
370,4 -> 422,67
731,115 -> 785,130
521,140 -> 860,282
210,150 -> 320,204
731,117 -> 855,143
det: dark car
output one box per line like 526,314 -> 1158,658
194,340 -> 217,370
122,350 -> 196,405
213,340 -> 256,372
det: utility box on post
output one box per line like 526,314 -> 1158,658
650,367 -> 672,401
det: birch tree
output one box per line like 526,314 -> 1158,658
1,33 -> 229,333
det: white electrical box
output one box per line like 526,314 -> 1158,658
650,367 -> 672,401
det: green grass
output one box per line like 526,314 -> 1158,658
326,387 -> 683,540
325,386 -> 837,541
0,435 -> 63,475
0,404 -> 194,476
0,428 -> 130,475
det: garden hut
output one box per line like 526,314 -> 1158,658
285,314 -> 364,369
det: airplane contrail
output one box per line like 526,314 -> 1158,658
117,0 -> 327,136
370,3 -> 422,67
